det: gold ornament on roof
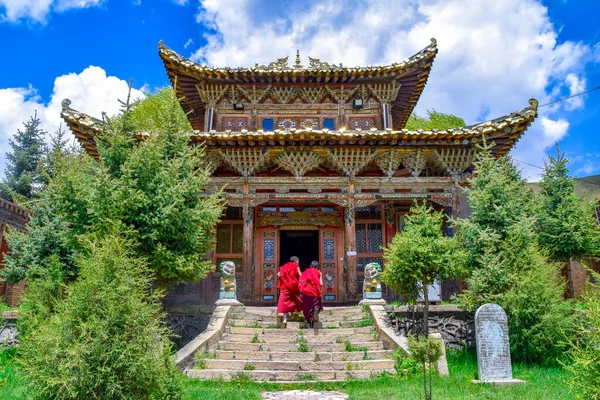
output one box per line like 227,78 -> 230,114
255,56 -> 289,71
308,56 -> 344,72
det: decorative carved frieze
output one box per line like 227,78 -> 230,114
196,82 -> 230,103
348,117 -> 376,130
326,148 -> 376,177
300,87 -> 328,104
324,85 -> 360,103
236,85 -> 272,104
274,151 -> 324,180
439,148 -> 475,176
218,148 -> 271,178
367,81 -> 401,103
270,87 -> 299,104
402,151 -> 427,177
375,150 -> 403,178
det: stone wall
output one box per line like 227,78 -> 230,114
164,304 -> 216,350
388,305 -> 474,350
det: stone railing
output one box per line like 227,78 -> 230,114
387,305 -> 474,350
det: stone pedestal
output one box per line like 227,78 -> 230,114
359,298 -> 386,306
215,298 -> 242,306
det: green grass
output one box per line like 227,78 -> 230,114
1,348 -> 577,400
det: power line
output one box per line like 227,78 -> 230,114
538,85 -> 600,108
513,159 -> 600,188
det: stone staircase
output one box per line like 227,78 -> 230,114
186,306 -> 397,382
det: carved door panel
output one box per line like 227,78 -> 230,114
320,228 -> 344,302
255,228 -> 279,304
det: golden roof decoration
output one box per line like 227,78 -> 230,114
61,98 -> 537,159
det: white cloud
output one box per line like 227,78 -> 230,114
184,38 -> 194,49
512,117 -> 570,180
564,73 -> 586,111
0,0 -> 103,23
190,0 -> 595,179
0,66 -> 144,173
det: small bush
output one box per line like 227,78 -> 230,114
564,273 -> 600,398
17,233 -> 181,400
392,348 -> 420,377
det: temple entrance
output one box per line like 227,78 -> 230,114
279,230 -> 319,271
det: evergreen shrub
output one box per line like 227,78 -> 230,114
18,232 -> 181,400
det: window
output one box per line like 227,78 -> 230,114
262,118 -> 274,131
215,223 -> 243,254
323,118 -> 335,130
356,223 -> 383,254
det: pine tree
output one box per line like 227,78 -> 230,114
39,124 -> 77,186
456,141 -> 572,364
0,112 -> 47,202
536,145 -> 600,298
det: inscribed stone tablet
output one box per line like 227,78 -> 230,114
474,303 -> 513,381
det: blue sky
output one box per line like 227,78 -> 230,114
0,0 -> 599,180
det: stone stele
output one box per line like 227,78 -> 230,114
473,303 -> 525,385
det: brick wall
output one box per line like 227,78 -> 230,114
570,258 -> 598,298
4,280 -> 28,307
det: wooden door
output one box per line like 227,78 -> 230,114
320,227 -> 344,302
255,227 -> 279,304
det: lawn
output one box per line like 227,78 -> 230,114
1,348 -> 576,399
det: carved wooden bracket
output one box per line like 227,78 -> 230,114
274,151 -> 324,180
402,151 -> 427,177
375,150 -> 403,178
326,148 -> 376,177
219,148 -> 271,178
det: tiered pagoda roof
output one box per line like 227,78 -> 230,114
158,39 -> 438,131
61,98 -> 538,160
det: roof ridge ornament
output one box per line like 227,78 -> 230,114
255,56 -> 289,71
308,56 -> 344,72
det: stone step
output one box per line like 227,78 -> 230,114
203,359 -> 396,371
228,326 -> 374,336
224,333 -> 376,343
187,368 -> 396,382
214,349 -> 393,361
217,341 -> 384,352
230,313 -> 279,323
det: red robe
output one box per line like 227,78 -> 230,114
277,262 -> 302,313
299,268 -> 322,298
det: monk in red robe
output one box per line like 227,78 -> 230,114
277,256 -> 302,322
299,260 -> 323,328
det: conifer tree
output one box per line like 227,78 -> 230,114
456,141 -> 572,364
536,145 -> 600,298
0,112 -> 47,202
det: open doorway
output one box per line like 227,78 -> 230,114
279,230 -> 319,272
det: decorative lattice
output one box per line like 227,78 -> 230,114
402,151 -> 427,177
277,119 -> 297,130
271,86 -> 298,103
219,148 -> 271,178
299,118 -> 319,129
356,224 -> 367,253
368,223 -> 383,252
327,148 -> 376,177
274,151 -> 323,180
439,148 -> 475,176
349,117 -> 376,130
300,87 -> 327,103
196,82 -> 230,103
221,117 -> 249,131
367,81 -> 401,102
375,150 -> 403,177
324,239 -> 335,261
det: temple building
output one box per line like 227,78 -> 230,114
62,39 -> 538,305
